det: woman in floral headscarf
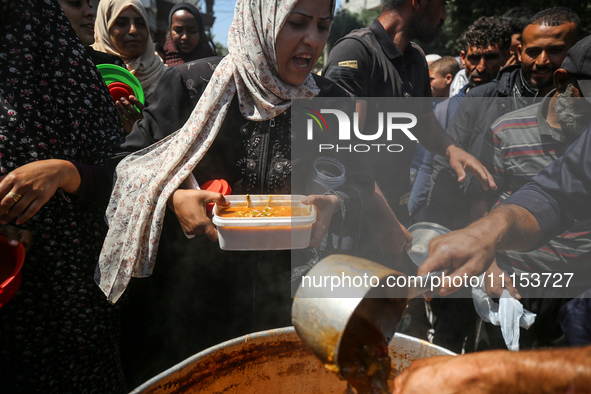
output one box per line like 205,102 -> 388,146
93,0 -> 167,101
97,0 -> 371,303
99,0 -> 374,382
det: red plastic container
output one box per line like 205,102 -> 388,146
107,81 -> 136,103
0,235 -> 25,307
202,179 -> 232,214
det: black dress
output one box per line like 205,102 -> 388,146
114,57 -> 374,387
0,1 -> 126,392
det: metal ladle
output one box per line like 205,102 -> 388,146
291,254 -> 442,385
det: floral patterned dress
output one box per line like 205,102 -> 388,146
0,0 -> 127,392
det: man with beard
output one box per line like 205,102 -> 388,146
425,8 -> 580,355
394,38 -> 591,393
466,36 -> 591,350
462,18 -> 510,87
322,0 -> 496,268
442,17 -> 512,127
428,7 -> 580,231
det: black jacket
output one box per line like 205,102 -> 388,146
428,65 -> 539,229
446,65 -> 538,158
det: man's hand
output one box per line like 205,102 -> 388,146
447,145 -> 497,191
503,52 -> 518,68
302,194 -> 339,247
394,346 -> 591,393
365,191 -> 412,266
393,352 -> 506,394
485,260 -> 520,300
419,204 -> 541,296
418,224 -> 496,296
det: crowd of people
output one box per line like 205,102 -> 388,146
1,0 -> 591,392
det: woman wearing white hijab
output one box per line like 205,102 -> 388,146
93,0 -> 167,101
97,0 -> 373,307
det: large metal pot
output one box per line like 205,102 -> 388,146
131,327 -> 454,393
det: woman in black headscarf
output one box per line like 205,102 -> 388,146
0,0 -> 126,391
163,2 -> 215,66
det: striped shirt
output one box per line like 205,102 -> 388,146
486,94 -> 591,271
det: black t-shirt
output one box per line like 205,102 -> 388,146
323,19 -> 431,100
323,19 -> 431,218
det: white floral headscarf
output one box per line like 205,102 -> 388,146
96,0 -> 330,303
92,0 -> 167,100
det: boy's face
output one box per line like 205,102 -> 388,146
430,69 -> 450,98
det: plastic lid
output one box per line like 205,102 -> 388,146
107,82 -> 136,103
202,179 -> 232,213
96,64 -> 145,105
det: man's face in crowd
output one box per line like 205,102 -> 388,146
510,33 -> 522,55
460,44 -> 507,87
518,22 -> 578,96
412,0 -> 447,43
553,82 -> 591,136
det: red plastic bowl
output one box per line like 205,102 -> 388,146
0,234 -> 25,307
107,81 -> 135,103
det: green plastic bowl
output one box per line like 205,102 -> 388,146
97,63 -> 145,105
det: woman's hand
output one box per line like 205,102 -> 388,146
302,194 -> 339,246
116,95 -> 145,134
0,225 -> 33,251
167,188 -> 229,242
0,160 -> 81,225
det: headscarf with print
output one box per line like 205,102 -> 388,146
97,0 -> 334,303
92,0 -> 167,100
164,2 -> 214,66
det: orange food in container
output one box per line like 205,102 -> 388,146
212,195 -> 316,251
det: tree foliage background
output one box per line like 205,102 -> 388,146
328,0 -> 591,57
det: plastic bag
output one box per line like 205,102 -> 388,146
472,274 -> 536,351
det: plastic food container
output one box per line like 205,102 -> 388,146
212,195 -> 316,251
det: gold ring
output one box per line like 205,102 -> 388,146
7,192 -> 21,203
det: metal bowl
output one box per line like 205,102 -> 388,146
131,327 -> 454,393
406,222 -> 451,266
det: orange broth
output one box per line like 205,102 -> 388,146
218,206 -> 308,218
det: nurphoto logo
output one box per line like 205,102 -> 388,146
305,109 -> 418,153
